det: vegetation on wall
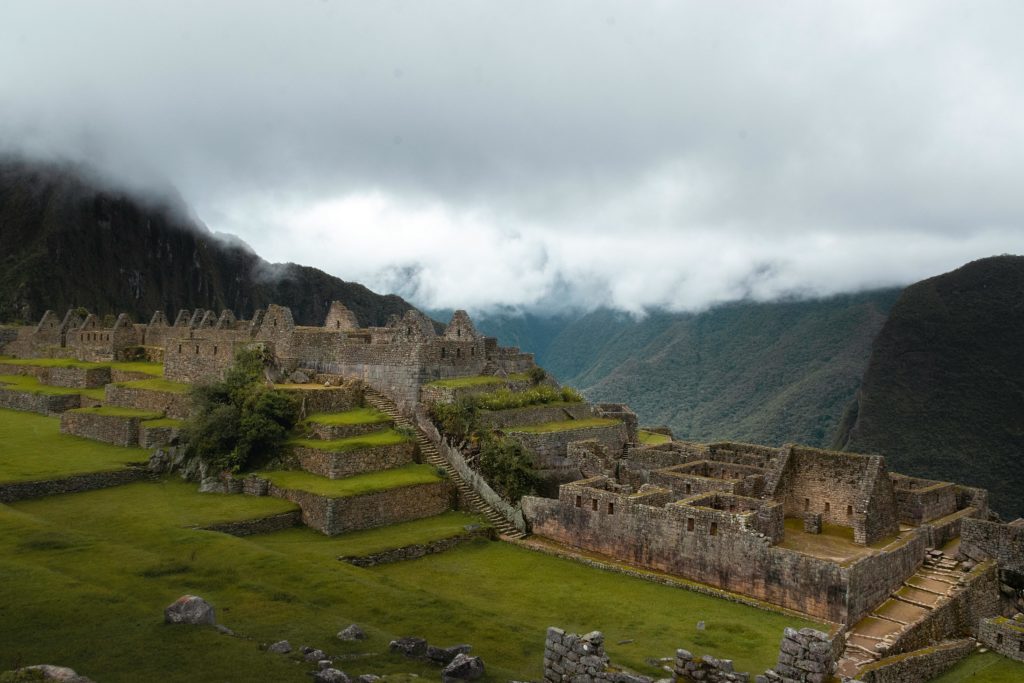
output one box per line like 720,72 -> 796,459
477,433 -> 540,503
181,346 -> 299,473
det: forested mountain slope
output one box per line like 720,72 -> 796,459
835,256 -> 1024,519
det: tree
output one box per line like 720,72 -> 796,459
182,346 -> 299,473
478,434 -> 539,503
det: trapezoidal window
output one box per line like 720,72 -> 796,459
178,344 -> 182,353
575,495 -> 581,508
213,345 -> 218,355
592,499 -> 598,511
824,501 -> 831,513
1018,640 -> 1023,653
195,345 -> 199,354
441,347 -> 447,359
685,483 -> 692,494
804,498 -> 810,511
687,518 -> 694,532
456,348 -> 461,358
847,505 -> 853,516
710,522 -> 718,536
607,502 -> 614,515
997,634 -> 1004,645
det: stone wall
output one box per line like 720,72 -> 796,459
340,527 -> 492,567
277,383 -> 364,417
978,616 -> 1024,662
60,410 -> 148,447
856,638 -> 975,683
477,403 -> 593,430
543,628 -> 650,683
674,649 -> 748,682
846,530 -> 927,626
523,478 -> 860,622
756,627 -> 838,683
306,419 -> 391,440
891,475 -> 960,525
509,422 -> 629,469
162,331 -> 251,383
40,366 -> 111,389
268,479 -> 453,536
201,511 -> 302,537
961,518 -> 1024,575
138,422 -> 181,448
105,384 -> 191,419
0,388 -> 81,415
0,467 -> 152,503
651,461 -> 765,499
293,441 -> 416,479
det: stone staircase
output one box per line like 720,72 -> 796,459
364,388 -> 526,540
836,547 -> 966,678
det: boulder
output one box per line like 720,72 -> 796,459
389,636 -> 428,658
2,665 -> 95,682
427,644 -> 472,665
304,649 -> 327,662
289,370 -> 311,384
198,476 -> 225,494
267,640 -> 292,654
164,595 -> 215,625
442,653 -> 485,681
337,624 -> 367,641
314,669 -> 351,683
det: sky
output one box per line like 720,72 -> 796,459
2,1 -> 1023,315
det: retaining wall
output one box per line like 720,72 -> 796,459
857,639 -> 975,683
105,385 -> 190,419
201,511 -> 302,537
60,410 -> 147,447
0,389 -> 81,415
294,441 -> 416,479
0,467 -> 152,503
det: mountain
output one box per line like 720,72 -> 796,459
0,157 -> 417,326
474,290 -> 900,448
834,255 -> 1024,519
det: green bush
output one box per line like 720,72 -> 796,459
477,385 -> 583,411
428,396 -> 480,442
478,434 -> 538,503
182,347 -> 299,473
527,366 -> 547,385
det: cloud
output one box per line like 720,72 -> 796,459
2,0 -> 1023,313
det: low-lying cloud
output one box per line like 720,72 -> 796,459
2,1 -> 1023,314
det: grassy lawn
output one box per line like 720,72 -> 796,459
305,408 -> 391,426
248,511 -> 484,560
932,651 -> 1024,682
0,374 -> 105,401
258,464 -> 442,498
142,418 -> 184,429
0,409 -> 148,482
638,430 -> 672,445
424,375 -> 505,389
0,356 -> 163,376
0,478 -> 824,682
291,428 -> 411,453
511,417 -> 620,433
71,406 -> 164,420
113,378 -> 191,394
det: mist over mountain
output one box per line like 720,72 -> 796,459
0,157 -> 417,326
835,255 -> 1024,519
470,290 -> 900,448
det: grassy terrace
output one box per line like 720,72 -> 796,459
249,511 -> 484,560
0,409 -> 148,482
638,429 -> 672,445
305,407 -> 391,426
141,418 -> 184,429
0,476 -> 825,681
0,356 -> 164,376
258,464 -> 442,498
424,375 -> 506,389
511,417 -> 620,433
113,378 -> 190,394
0,374 -> 105,401
933,651 -> 1024,682
291,428 -> 410,452
70,406 -> 164,420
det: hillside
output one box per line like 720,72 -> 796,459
0,157 -> 416,326
834,255 -> 1024,519
475,290 -> 899,448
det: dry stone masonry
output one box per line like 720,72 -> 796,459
543,628 -> 651,683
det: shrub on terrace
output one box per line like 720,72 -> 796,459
478,434 -> 539,503
182,346 -> 299,473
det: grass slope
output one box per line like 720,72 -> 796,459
0,480 -> 823,681
511,417 -> 620,433
931,652 -> 1024,682
113,378 -> 190,394
0,409 -> 148,482
258,464 -> 441,498
291,429 -> 410,453
0,374 -> 105,401
305,408 -> 391,426
0,356 -> 163,376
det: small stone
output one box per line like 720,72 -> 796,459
337,624 -> 367,641
215,624 -> 235,636
427,644 -> 473,665
4,665 -> 95,682
319,659 -> 333,670
442,653 -> 485,682
198,476 -> 225,493
314,669 -> 351,683
389,636 -> 428,658
300,645 -> 315,654
696,621 -> 706,631
304,649 -> 327,662
164,595 -> 215,625
267,640 -> 292,654
357,677 -> 380,683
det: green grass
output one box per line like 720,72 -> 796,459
0,478 -> 824,682
0,374 -> 105,401
113,378 -> 190,394
258,464 -> 442,498
0,356 -> 163,376
0,409 -> 148,482
291,428 -> 411,453
71,406 -> 164,420
248,511 -> 484,560
511,417 -> 620,434
141,418 -> 184,429
305,408 -> 391,426
932,651 -> 1024,682
424,375 -> 505,389
638,429 -> 671,445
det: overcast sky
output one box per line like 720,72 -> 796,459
2,1 -> 1023,314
